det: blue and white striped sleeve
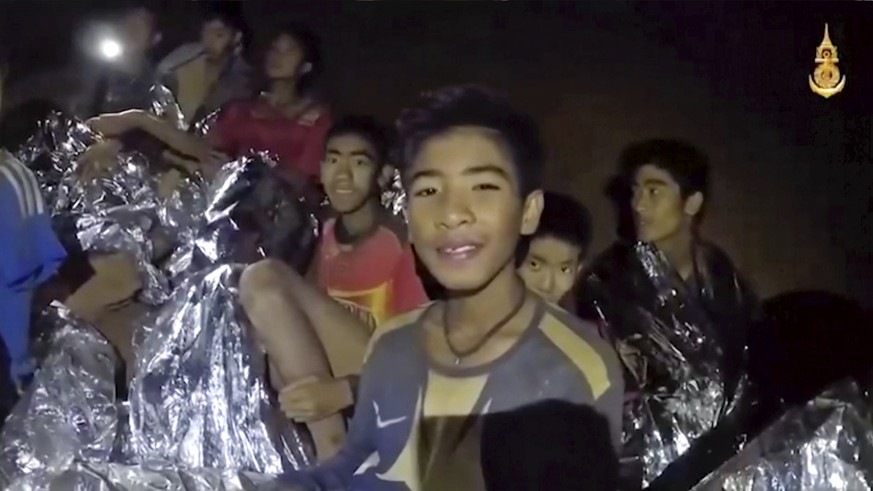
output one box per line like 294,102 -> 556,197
0,151 -> 66,289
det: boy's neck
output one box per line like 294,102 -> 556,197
269,80 -> 299,106
336,198 -> 380,243
444,262 -> 527,335
654,227 -> 696,281
205,51 -> 231,68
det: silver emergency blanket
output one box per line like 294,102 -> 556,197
127,152 -> 318,471
1,107 -> 326,488
693,379 -> 873,491
381,167 -> 406,219
582,241 -> 758,488
16,111 -> 207,304
128,265 -> 312,473
193,107 -> 221,137
41,462 -> 270,490
149,83 -> 188,132
0,303 -> 119,490
163,151 -> 320,280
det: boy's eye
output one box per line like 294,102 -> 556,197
325,157 -> 339,165
528,260 -> 540,270
561,266 -> 572,274
413,187 -> 437,197
354,158 -> 370,167
473,183 -> 501,191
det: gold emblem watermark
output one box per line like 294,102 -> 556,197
809,23 -> 846,98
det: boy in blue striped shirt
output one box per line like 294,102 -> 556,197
0,57 -> 67,390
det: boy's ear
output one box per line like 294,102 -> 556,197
520,189 -> 544,236
684,191 -> 704,218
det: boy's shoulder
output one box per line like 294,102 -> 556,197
537,301 -> 622,397
0,150 -> 41,214
157,43 -> 204,75
365,303 -> 431,361
540,302 -> 614,352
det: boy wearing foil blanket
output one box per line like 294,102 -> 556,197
266,86 -> 624,491
579,139 -> 766,490
239,116 -> 428,460
0,59 -> 67,394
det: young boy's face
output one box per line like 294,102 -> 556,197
631,164 -> 700,247
518,236 -> 582,304
321,133 -> 380,214
201,19 -> 237,61
406,126 -> 542,292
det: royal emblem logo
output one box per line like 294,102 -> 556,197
809,23 -> 847,99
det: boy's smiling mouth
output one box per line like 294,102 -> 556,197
436,237 -> 484,265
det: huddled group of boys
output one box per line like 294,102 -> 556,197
0,3 -> 768,490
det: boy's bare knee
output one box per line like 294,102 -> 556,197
239,259 -> 292,315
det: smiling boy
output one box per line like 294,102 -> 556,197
271,86 -> 623,491
239,116 -> 427,460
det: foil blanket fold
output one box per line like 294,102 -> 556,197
582,241 -> 760,488
16,110 -> 203,305
693,379 -> 873,491
0,104 -> 329,489
127,264 -> 312,473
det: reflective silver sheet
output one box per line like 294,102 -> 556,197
583,241 -> 759,487
0,303 -> 118,490
693,380 -> 873,491
128,265 -> 312,473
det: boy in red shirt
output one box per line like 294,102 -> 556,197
239,116 -> 428,460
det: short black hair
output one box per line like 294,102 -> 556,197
271,23 -> 322,93
480,400 -> 618,491
325,115 -> 392,165
119,0 -> 159,24
202,2 -> 247,35
620,138 -> 710,199
395,85 -> 545,197
533,191 -> 592,258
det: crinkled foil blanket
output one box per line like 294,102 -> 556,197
0,101 -> 370,488
693,379 -> 873,491
584,242 -> 757,488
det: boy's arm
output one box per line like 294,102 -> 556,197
137,112 -> 213,162
276,343 -> 382,490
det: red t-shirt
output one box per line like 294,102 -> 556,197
210,99 -> 331,178
314,217 -> 428,333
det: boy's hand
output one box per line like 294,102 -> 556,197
77,139 -> 123,180
86,110 -> 145,137
278,376 -> 353,422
